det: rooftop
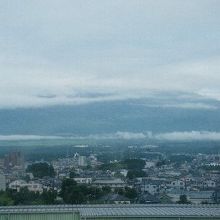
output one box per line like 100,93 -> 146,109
0,204 -> 219,217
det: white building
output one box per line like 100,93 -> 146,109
9,180 -> 43,193
74,177 -> 92,184
145,161 -> 156,168
120,169 -> 128,177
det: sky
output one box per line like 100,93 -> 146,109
0,0 -> 220,109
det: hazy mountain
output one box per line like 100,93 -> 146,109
0,98 -> 220,136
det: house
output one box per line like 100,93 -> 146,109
93,178 -> 126,189
187,191 -> 215,204
138,192 -> 160,204
120,169 -> 128,177
141,182 -> 159,195
166,189 -> 185,203
99,193 -> 130,204
214,188 -> 220,203
9,180 -> 26,191
73,177 -> 92,184
9,180 -> 43,193
202,180 -> 216,189
167,189 -> 215,204
169,180 -> 185,190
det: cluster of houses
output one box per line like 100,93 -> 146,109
0,150 -> 220,204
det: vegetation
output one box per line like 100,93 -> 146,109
177,195 -> 191,204
69,169 -> 78,178
60,179 -> 105,204
0,191 -> 14,206
0,188 -> 57,205
126,170 -> 147,179
115,187 -> 137,200
100,159 -> 146,179
26,162 -> 55,178
0,176 -> 138,205
100,159 -> 145,171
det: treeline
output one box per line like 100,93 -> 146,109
100,159 -> 147,179
0,179 -> 138,205
60,179 -> 137,204
0,188 -> 57,206
26,162 -> 55,178
60,179 -> 104,204
100,159 -> 145,171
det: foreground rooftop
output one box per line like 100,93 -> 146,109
0,204 -> 220,218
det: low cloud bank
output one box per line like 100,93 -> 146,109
154,131 -> 220,141
0,135 -> 64,141
1,131 -> 220,142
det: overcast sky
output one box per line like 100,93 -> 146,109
0,0 -> 220,108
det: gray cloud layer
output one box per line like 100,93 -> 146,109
0,1 -> 220,108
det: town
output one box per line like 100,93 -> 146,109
0,143 -> 219,205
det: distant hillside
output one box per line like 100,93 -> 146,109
0,99 -> 220,135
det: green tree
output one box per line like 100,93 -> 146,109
41,190 -> 57,204
26,162 -> 55,178
123,159 -> 145,170
0,191 -> 14,206
60,179 -> 86,204
124,187 -> 137,200
102,186 -> 111,194
127,170 -> 146,179
60,179 -> 105,204
177,195 -> 191,204
69,171 -> 76,178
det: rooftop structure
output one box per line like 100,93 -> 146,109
0,204 -> 219,219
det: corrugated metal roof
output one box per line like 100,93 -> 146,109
0,204 -> 219,217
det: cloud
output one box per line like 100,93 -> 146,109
164,103 -> 218,110
139,102 -> 218,110
86,132 -> 147,140
2,131 -> 220,142
198,89 -> 220,101
115,132 -> 146,139
0,1 -> 220,108
154,131 -> 220,141
0,135 -> 64,141
0,132 -> 147,141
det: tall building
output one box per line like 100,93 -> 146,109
4,151 -> 24,170
78,156 -> 87,167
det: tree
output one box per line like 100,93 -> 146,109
60,179 -> 86,204
41,190 -> 57,204
127,170 -> 146,179
0,191 -> 14,206
177,195 -> 191,204
124,187 -> 137,200
60,179 -> 105,204
123,159 -> 145,170
102,186 -> 111,194
69,171 -> 76,178
26,162 -> 55,178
